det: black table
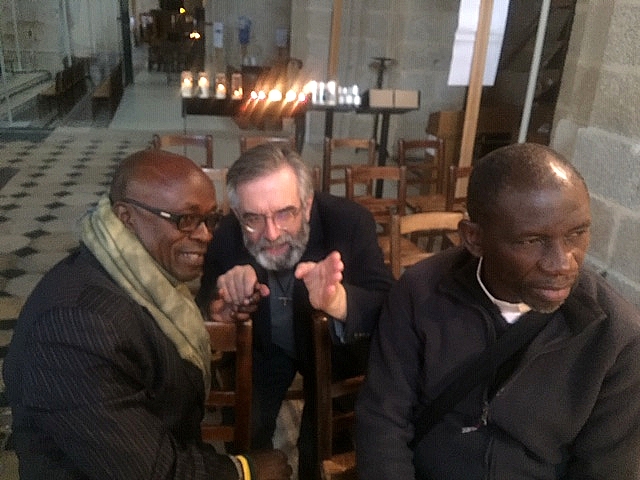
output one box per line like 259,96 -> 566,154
181,96 -> 308,150
308,103 -> 419,195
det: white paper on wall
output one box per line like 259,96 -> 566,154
213,22 -> 223,49
447,0 -> 510,86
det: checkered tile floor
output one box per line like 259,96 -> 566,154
0,129 -> 156,476
0,129 -> 152,372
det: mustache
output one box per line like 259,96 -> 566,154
256,236 -> 293,250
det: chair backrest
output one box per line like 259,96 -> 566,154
152,133 -> 214,168
397,137 -> 445,194
313,311 -> 362,480
201,320 -> 252,453
311,165 -> 322,192
239,135 -> 297,154
389,210 -> 464,279
345,165 -> 407,230
446,165 -> 473,212
202,167 -> 229,214
322,137 -> 377,193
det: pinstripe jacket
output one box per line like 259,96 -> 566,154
3,245 -> 239,480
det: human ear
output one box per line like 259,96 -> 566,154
112,202 -> 136,232
458,219 -> 483,258
303,194 -> 314,221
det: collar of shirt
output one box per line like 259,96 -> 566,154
476,257 -> 531,324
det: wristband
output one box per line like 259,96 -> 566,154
236,454 -> 252,480
228,455 -> 243,478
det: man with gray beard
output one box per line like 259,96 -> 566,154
196,144 -> 393,479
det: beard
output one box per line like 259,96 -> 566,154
243,220 -> 311,271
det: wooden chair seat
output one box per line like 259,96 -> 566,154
389,210 -> 464,279
406,192 -> 446,212
345,165 -> 407,235
377,235 -> 426,268
406,165 -> 472,214
323,137 -> 377,193
322,451 -> 357,480
397,137 -> 445,195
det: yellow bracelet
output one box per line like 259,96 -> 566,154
236,455 -> 251,480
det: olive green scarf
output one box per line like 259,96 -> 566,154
81,195 -> 211,397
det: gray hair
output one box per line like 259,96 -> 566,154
226,143 -> 314,210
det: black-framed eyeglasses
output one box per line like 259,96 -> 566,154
236,205 -> 301,234
123,198 -> 222,233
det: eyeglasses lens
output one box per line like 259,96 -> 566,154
243,207 -> 298,233
178,212 -> 221,233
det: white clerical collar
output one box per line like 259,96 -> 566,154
476,257 -> 531,324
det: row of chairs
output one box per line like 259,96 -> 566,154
151,133 -> 299,169
343,159 -> 471,280
151,131 -> 468,479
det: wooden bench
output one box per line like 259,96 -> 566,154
91,61 -> 124,120
37,58 -> 89,117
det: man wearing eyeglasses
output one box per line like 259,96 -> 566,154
196,143 -> 394,479
4,149 -> 292,480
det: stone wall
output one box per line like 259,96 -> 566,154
552,0 -> 640,306
291,0 -> 466,146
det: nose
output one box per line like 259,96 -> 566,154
190,221 -> 213,242
539,239 -> 577,275
262,216 -> 281,241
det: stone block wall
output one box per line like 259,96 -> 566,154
553,0 -> 640,307
291,0 -> 466,146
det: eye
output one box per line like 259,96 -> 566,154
275,207 -> 297,222
177,214 -> 202,230
242,213 -> 262,226
565,227 -> 590,244
517,237 -> 543,246
567,227 -> 589,238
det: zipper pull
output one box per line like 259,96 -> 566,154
461,401 -> 489,434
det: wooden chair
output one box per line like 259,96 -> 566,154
313,311 -> 362,480
312,165 -> 322,192
322,137 -> 377,193
152,133 -> 214,168
345,165 -> 407,233
388,210 -> 464,279
405,164 -> 472,214
397,137 -> 445,198
201,320 -> 252,453
202,167 -> 229,214
445,165 -> 472,213
239,135 -> 297,153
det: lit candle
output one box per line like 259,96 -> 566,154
214,73 -> 227,99
198,74 -> 210,98
284,89 -> 297,103
231,73 -> 243,100
181,77 -> 193,97
268,89 -> 282,102
215,82 -> 227,99
181,71 -> 193,97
